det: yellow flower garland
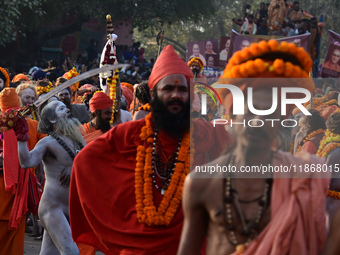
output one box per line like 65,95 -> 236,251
108,70 -> 119,124
317,130 -> 340,157
64,67 -> 79,92
36,82 -> 54,96
296,129 -> 325,153
135,113 -> 191,226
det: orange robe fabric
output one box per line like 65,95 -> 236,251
70,117 -> 231,255
82,122 -> 104,144
232,151 -> 330,255
0,118 -> 46,254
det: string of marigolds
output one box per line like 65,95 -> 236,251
36,82 -> 54,96
296,129 -> 325,154
108,71 -> 119,124
138,103 -> 151,111
316,130 -> 340,158
135,113 -> 191,226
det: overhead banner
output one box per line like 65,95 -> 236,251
227,29 -> 310,62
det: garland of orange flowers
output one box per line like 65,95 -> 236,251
137,103 -> 151,111
288,140 -> 294,154
135,113 -> 191,226
223,57 -> 309,79
316,130 -> 340,157
327,190 -> 340,199
0,67 -> 10,87
296,129 -> 325,153
226,40 -> 312,72
188,57 -> 204,72
63,67 -> 79,92
36,82 -> 54,96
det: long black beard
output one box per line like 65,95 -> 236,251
150,95 -> 190,138
96,115 -> 111,133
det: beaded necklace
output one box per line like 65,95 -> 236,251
49,132 -> 84,159
222,154 -> 272,254
151,130 -> 181,195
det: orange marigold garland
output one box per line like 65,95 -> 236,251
62,67 -> 79,92
327,190 -> 340,199
0,67 -> 10,87
296,129 -> 325,153
135,113 -> 191,226
138,103 -> 151,111
317,130 -> 340,157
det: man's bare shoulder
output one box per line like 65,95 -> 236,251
188,154 -> 226,196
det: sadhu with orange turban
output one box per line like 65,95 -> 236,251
69,44 -> 230,255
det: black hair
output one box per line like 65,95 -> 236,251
327,112 -> 340,135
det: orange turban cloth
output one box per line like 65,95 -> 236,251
121,86 -> 133,111
217,39 -> 314,115
0,88 -> 21,112
89,92 -> 113,113
121,82 -> 134,94
12,73 -> 30,83
148,45 -> 193,90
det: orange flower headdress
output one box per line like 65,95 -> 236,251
216,39 -> 314,115
0,67 -> 10,88
62,67 -> 79,92
188,57 -> 204,72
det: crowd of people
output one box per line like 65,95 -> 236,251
1,33 -> 340,255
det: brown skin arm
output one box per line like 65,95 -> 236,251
322,207 -> 340,255
177,175 -> 209,255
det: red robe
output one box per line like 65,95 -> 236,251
70,117 -> 231,254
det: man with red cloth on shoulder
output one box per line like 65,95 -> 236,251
70,45 -> 232,255
82,92 -> 113,144
0,87 -> 45,255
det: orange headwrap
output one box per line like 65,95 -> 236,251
217,39 -> 314,115
89,92 -> 113,113
0,88 -> 21,112
121,82 -> 134,94
121,86 -> 133,111
12,73 -> 30,83
148,45 -> 193,90
187,57 -> 204,72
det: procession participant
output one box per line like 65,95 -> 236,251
132,81 -> 151,121
70,45 -> 231,254
0,88 -> 44,254
178,40 -> 329,255
56,80 -> 90,124
17,100 -> 85,255
82,92 -> 113,144
295,109 -> 326,154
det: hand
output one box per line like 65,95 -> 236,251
13,117 -> 30,141
59,166 -> 71,187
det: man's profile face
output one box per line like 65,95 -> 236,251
99,107 -> 113,123
193,44 -> 200,56
233,87 -> 281,152
57,89 -> 71,106
53,101 -> 70,120
332,49 -> 340,64
206,41 -> 213,52
152,74 -> 189,114
298,116 -> 308,137
20,88 -> 35,106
